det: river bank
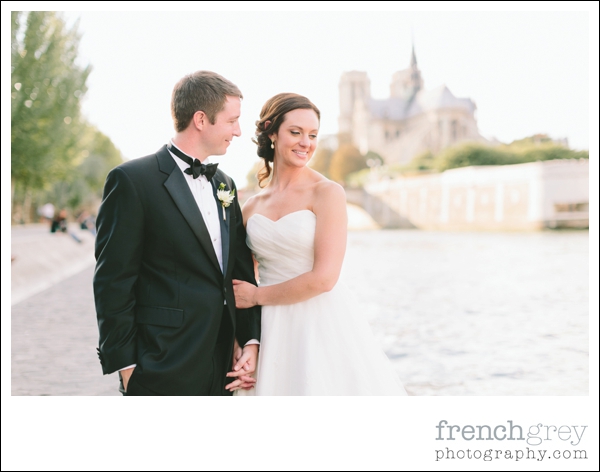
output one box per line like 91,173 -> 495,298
11,224 -> 589,396
10,223 -> 96,305
10,204 -> 378,305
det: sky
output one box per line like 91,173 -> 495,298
27,5 -> 591,186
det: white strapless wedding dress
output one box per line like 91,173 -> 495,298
235,210 -> 407,396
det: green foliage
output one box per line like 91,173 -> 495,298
364,150 -> 384,166
79,126 -> 123,189
508,133 -> 554,146
345,168 -> 371,187
345,151 -> 385,187
34,124 -> 124,213
309,147 -> 334,178
245,160 -> 263,190
310,146 -> 382,185
404,150 -> 435,171
11,12 -> 91,191
329,144 -> 367,184
507,141 -> 588,163
11,12 -> 125,223
433,143 -> 514,171
398,136 -> 589,176
433,141 -> 588,172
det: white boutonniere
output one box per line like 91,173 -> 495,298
216,182 -> 235,221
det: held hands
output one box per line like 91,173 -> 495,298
225,341 -> 258,392
232,279 -> 259,309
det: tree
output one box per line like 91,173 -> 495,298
433,140 -> 588,173
245,160 -> 264,190
433,143 -> 511,172
364,150 -> 384,167
404,150 -> 435,171
329,144 -> 367,184
506,136 -> 588,162
11,11 -> 91,221
509,133 -> 553,146
46,124 -> 124,210
309,147 -> 334,178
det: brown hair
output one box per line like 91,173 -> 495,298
171,70 -> 243,132
252,93 -> 320,187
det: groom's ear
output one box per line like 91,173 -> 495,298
192,110 -> 206,131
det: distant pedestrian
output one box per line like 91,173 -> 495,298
51,208 -> 82,243
77,210 -> 97,236
50,209 -> 67,233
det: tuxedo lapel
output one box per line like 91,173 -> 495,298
211,175 -> 230,277
158,147 -> 222,274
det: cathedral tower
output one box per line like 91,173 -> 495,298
338,71 -> 371,137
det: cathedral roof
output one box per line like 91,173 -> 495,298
369,85 -> 476,121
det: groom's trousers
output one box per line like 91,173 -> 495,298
121,306 -> 234,396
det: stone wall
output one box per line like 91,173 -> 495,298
357,159 -> 589,230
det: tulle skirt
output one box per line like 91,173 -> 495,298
235,282 -> 407,396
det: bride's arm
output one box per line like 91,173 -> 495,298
233,181 -> 347,307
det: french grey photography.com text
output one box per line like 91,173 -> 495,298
434,420 -> 589,463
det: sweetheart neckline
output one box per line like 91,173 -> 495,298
248,209 -> 316,224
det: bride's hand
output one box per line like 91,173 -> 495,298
226,344 -> 258,392
232,279 -> 258,308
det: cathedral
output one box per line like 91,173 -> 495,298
338,46 -> 488,165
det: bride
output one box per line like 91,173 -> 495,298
226,93 -> 406,395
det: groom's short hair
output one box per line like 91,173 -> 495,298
171,70 -> 243,132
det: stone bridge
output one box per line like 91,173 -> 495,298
345,187 -> 414,229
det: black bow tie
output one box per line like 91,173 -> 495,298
168,143 -> 218,180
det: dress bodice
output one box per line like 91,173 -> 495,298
246,210 -> 316,286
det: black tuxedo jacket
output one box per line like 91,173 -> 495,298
93,145 -> 261,395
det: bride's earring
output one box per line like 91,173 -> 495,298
271,140 -> 275,149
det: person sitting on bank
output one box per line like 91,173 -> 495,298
50,209 -> 68,233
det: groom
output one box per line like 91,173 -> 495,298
93,71 -> 260,395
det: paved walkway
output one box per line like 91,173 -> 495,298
11,265 -> 119,395
11,223 -> 97,305
9,205 -> 378,396
11,224 -> 119,395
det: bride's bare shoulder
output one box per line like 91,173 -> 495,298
241,193 -> 260,221
309,172 -> 346,210
242,189 -> 271,218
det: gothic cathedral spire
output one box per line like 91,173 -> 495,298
410,42 -> 418,68
390,41 -> 423,100
409,42 -> 422,97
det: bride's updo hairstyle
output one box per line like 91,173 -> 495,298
252,93 -> 320,188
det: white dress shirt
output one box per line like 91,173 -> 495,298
168,143 -> 223,271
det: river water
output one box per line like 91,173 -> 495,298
341,228 -> 589,396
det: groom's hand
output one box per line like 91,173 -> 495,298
120,367 -> 134,392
